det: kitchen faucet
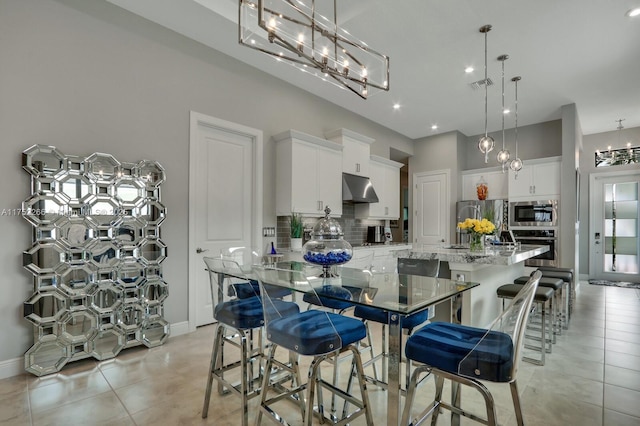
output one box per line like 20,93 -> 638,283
457,205 -> 481,223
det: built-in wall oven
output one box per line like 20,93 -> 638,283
509,200 -> 558,227
511,228 -> 559,267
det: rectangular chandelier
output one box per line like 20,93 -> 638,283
239,0 -> 390,99
595,145 -> 640,167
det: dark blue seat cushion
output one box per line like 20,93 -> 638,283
229,280 -> 292,299
267,310 -> 366,356
354,305 -> 429,330
214,296 -> 299,330
303,285 -> 354,311
405,322 -> 514,383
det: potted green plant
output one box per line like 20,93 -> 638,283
290,212 -> 303,251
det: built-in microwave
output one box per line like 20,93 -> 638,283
509,200 -> 558,227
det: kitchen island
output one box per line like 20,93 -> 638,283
393,244 -> 549,327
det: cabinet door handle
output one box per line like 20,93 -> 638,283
533,185 -> 536,193
385,206 -> 388,215
356,163 -> 360,173
318,201 -> 323,211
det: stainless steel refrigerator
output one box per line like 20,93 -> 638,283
456,199 -> 507,245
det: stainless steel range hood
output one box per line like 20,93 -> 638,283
342,173 -> 379,203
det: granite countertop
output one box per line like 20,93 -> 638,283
393,244 -> 549,266
351,242 -> 412,249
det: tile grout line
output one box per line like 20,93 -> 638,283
98,365 -> 139,426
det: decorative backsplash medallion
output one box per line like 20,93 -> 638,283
21,145 -> 169,376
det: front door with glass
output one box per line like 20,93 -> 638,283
590,170 -> 640,281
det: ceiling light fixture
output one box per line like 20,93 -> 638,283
496,54 -> 510,172
477,25 -> 495,163
509,76 -> 523,177
393,103 -> 400,110
431,124 -> 438,130
626,7 -> 640,17
595,119 -> 640,167
239,0 -> 390,99
465,66 -> 474,73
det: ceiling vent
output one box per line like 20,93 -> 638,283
470,77 -> 493,90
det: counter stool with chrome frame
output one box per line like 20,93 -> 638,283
402,271 -> 541,426
201,256 -> 299,426
497,283 -> 554,365
255,266 -> 374,426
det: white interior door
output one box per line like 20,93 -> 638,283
413,169 -> 450,246
189,112 -> 262,328
590,169 -> 640,281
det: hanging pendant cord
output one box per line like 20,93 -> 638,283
514,79 -> 519,158
501,59 -> 505,151
484,30 -> 489,138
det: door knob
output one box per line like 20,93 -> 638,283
196,247 -> 209,253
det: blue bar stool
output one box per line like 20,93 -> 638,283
255,267 -> 374,426
201,256 -> 299,426
401,271 -> 542,426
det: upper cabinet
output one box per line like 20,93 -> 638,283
355,156 -> 402,219
508,157 -> 561,200
274,130 -> 343,217
461,168 -> 508,201
325,128 -> 375,177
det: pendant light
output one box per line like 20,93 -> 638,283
478,25 -> 495,163
496,54 -> 510,172
509,76 -> 523,177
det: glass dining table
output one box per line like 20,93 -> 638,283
212,260 -> 479,426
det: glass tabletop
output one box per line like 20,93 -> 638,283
254,261 -> 479,316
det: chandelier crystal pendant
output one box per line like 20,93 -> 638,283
477,25 -> 495,163
239,0 -> 390,99
509,76 -> 523,177
496,54 -> 510,172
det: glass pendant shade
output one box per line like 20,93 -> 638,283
478,136 -> 495,163
497,149 -> 510,168
510,157 -> 523,173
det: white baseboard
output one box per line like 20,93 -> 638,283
0,357 -> 23,380
169,321 -> 190,337
0,320 -> 193,380
579,273 -> 589,283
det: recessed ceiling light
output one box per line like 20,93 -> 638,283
431,124 -> 438,130
626,7 -> 640,17
465,66 -> 474,73
503,109 -> 510,114
393,103 -> 400,110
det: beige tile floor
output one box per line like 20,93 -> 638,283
1,281 -> 639,426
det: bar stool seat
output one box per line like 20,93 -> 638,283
514,276 -> 564,334
536,270 -> 573,328
497,283 -> 554,365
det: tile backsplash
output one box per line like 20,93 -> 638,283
277,203 -> 384,249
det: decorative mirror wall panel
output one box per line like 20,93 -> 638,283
21,145 -> 169,376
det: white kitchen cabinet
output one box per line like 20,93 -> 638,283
461,168 -> 508,200
274,130 -> 343,217
508,157 -> 561,200
355,156 -> 402,219
325,128 -> 375,177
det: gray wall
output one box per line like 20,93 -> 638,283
0,0 -> 413,366
409,131 -> 466,243
580,125 -> 640,274
463,120 -> 562,171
